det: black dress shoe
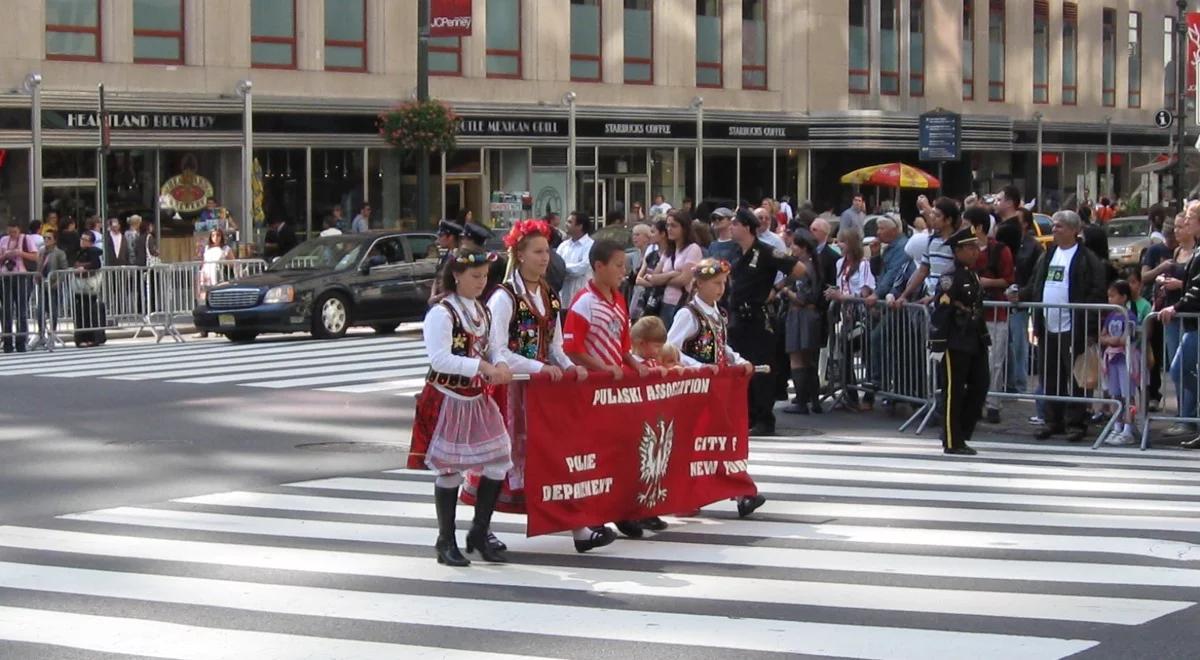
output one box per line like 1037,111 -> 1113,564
737,494 -> 766,518
1035,426 -> 1064,440
748,423 -> 775,436
811,403 -> 824,414
1182,436 -> 1200,449
781,404 -> 809,415
487,532 -> 506,552
615,520 -> 644,539
574,526 -> 616,553
944,446 -> 978,456
1064,428 -> 1087,443
640,516 -> 668,531
985,408 -> 1001,424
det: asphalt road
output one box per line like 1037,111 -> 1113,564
0,336 -> 1198,659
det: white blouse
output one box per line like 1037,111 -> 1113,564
666,297 -> 747,368
424,294 -> 487,381
487,277 -> 574,374
836,258 -> 875,297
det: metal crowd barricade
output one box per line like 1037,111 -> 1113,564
825,297 -> 938,433
1138,311 -> 1200,450
983,300 -> 1136,449
150,258 -> 268,341
0,272 -> 46,353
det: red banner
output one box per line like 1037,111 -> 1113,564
524,369 -> 755,537
431,0 -> 473,37
1187,12 -> 1200,96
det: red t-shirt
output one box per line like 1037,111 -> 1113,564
974,238 -> 1015,323
563,282 -> 631,367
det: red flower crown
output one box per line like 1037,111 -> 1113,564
503,219 -> 553,249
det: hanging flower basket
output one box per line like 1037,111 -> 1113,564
377,100 -> 459,152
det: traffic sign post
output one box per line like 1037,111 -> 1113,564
1156,109 -> 1174,129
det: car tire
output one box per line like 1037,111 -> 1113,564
225,331 -> 259,343
371,323 -> 399,335
313,292 -> 351,339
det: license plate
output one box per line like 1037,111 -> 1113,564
218,314 -> 235,327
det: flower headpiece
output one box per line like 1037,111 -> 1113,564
503,219 -> 553,249
454,250 -> 499,265
692,259 -> 731,278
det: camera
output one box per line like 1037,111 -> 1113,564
1,259 -> 15,272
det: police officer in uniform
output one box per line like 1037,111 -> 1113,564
930,228 -> 990,456
428,220 -> 464,306
728,208 -> 808,436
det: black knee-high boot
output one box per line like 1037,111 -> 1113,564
466,476 -> 508,562
435,485 -> 470,566
782,368 -> 809,414
806,367 -> 823,413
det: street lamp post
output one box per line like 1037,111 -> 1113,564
1034,112 -> 1043,213
236,79 -> 253,248
23,73 -> 42,222
417,0 -> 431,228
691,96 -> 704,204
1176,0 -> 1187,211
1104,116 -> 1113,199
564,92 -> 577,215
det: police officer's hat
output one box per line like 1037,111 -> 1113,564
462,222 -> 493,246
437,219 -> 464,237
946,227 -> 981,250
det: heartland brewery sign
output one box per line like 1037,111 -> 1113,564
43,110 -> 242,131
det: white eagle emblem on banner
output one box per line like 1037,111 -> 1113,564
637,418 -> 674,507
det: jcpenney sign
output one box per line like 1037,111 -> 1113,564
431,0 -> 472,37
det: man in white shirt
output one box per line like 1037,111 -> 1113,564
648,194 -> 672,217
319,217 -> 343,237
1008,210 -> 1105,443
753,208 -> 786,251
556,211 -> 595,306
351,204 -> 372,233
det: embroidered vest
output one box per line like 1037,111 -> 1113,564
425,300 -> 491,396
680,303 -> 729,366
498,281 -> 560,363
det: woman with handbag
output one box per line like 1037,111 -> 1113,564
72,231 -> 106,347
634,219 -> 668,321
824,227 -> 875,411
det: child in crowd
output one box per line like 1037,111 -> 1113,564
658,344 -> 683,371
411,246 -> 513,566
629,316 -> 672,375
1124,266 -> 1152,323
1102,280 -> 1140,446
668,258 -> 764,518
564,239 -> 650,539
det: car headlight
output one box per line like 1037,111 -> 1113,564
263,285 -> 295,304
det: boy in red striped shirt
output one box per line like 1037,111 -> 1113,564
563,239 -> 650,380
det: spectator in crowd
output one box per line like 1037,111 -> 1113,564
319,216 -> 342,237
329,205 -> 349,233
1006,208 -> 1045,394
779,195 -> 795,222
629,201 -> 646,224
42,210 -> 59,236
72,231 -> 106,348
895,197 -> 962,305
124,215 -> 141,253
104,217 -> 130,266
825,227 -> 875,410
57,217 -> 81,265
85,216 -> 103,247
781,226 -> 823,415
198,228 -> 234,338
264,218 -> 298,261
754,207 -> 786,251
707,208 -> 739,265
544,212 -> 565,248
634,219 -> 668,320
1011,210 -> 1106,443
26,220 -> 45,252
1148,203 -> 1168,234
1080,206 -> 1118,285
649,194 -> 672,217
1142,214 -> 1179,412
1095,197 -> 1116,224
351,204 -> 372,233
865,216 -> 910,399
626,223 -> 652,317
556,211 -> 595,305
691,219 -> 713,256
1159,203 -> 1200,449
644,211 -> 703,323
0,222 -> 38,353
839,194 -> 867,238
966,206 -> 1015,424
35,231 -> 69,343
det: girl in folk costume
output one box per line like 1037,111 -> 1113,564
667,258 -> 765,518
411,246 -> 514,566
464,219 -> 616,554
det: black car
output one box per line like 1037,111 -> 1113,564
194,231 -> 439,342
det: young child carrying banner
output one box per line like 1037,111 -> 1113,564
465,219 -> 615,554
564,239 -> 652,540
667,257 -> 765,518
627,316 -> 680,533
411,246 -> 514,567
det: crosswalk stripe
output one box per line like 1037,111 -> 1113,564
0,606 -> 544,660
59,506 -> 1200,588
243,367 -> 430,389
319,377 -> 431,394
109,346 -> 426,381
0,561 -> 1099,659
286,476 -> 1200,533
169,355 -> 431,385
0,526 -> 1184,626
752,435 -> 1200,462
749,450 -> 1200,483
168,489 -> 1198,560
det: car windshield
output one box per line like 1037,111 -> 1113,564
1105,219 -> 1150,238
1035,215 -> 1053,235
270,238 -> 364,271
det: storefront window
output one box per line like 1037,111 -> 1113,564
570,0 -> 602,82
134,0 -> 184,64
0,150 -> 31,228
739,149 -> 774,205
46,0 -> 101,61
849,0 -> 870,94
104,150 -> 156,220
776,149 -> 800,206
255,148 -> 307,238
624,0 -> 653,84
312,149 -> 365,229
487,0 -> 522,78
909,0 -> 924,97
702,149 -> 737,203
1063,3 -> 1077,105
325,0 -> 367,72
251,0 -> 297,69
159,149 -> 229,260
650,149 -> 677,210
43,149 -> 98,180
742,0 -> 766,90
696,0 -> 723,88
1033,1 -> 1048,103
880,0 -> 899,95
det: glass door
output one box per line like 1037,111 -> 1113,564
625,177 -> 649,223
578,174 -> 605,222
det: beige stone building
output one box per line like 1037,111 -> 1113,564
0,0 -> 1189,249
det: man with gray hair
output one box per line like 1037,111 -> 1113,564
1009,209 -> 1106,442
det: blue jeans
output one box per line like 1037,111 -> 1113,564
1165,320 -> 1183,410
1169,329 -> 1199,420
1007,310 -> 1029,393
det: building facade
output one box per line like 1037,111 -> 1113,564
0,0 -> 1189,257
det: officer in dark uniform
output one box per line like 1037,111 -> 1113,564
428,220 -> 463,306
462,222 -> 506,298
728,208 -> 807,436
930,227 -> 990,456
